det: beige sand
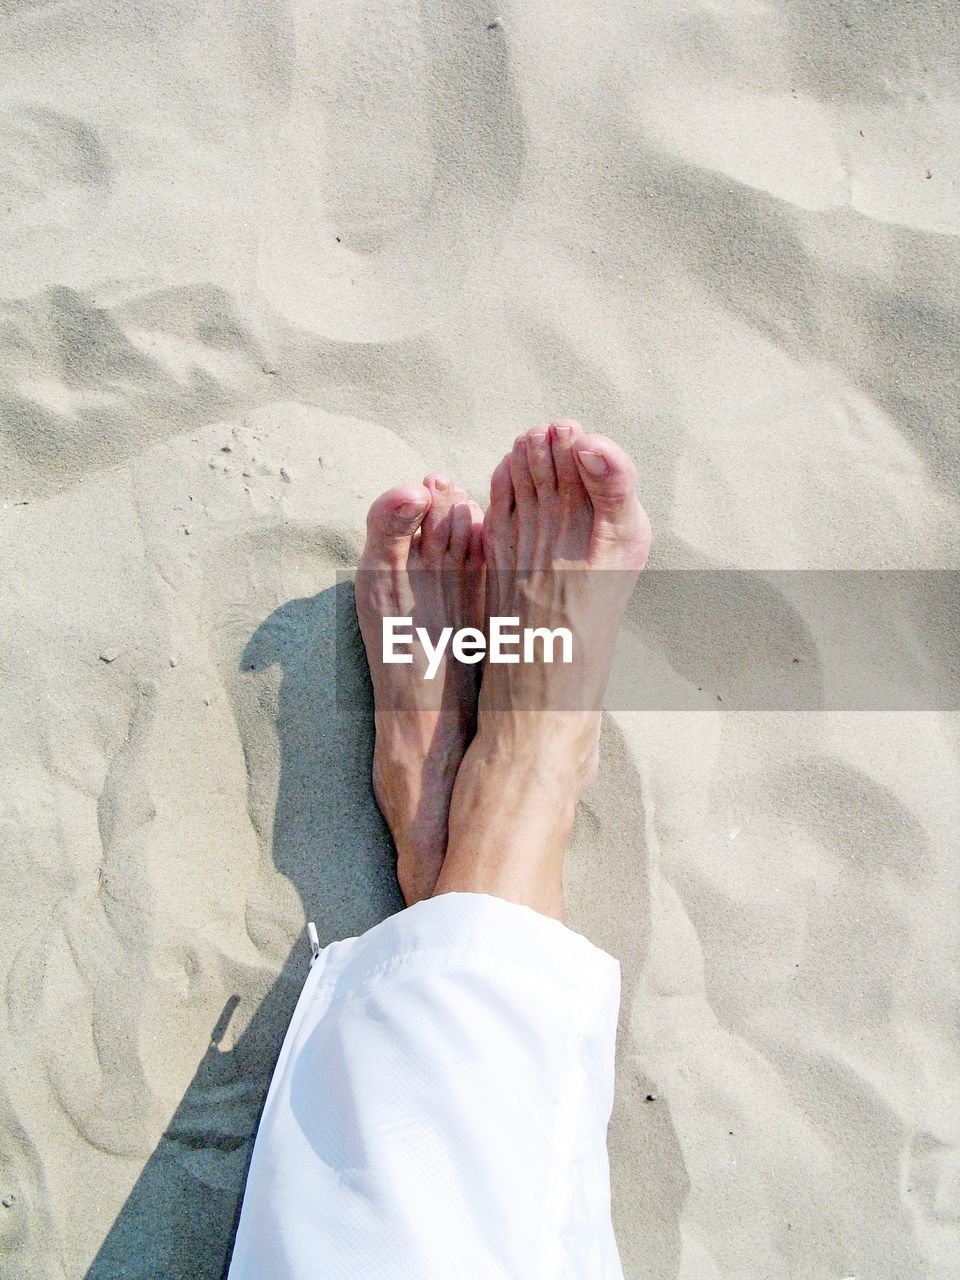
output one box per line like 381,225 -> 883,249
2,1 -> 959,1277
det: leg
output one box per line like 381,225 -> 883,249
355,472 -> 484,904
433,420 -> 651,919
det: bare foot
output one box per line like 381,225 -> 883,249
432,421 -> 651,920
356,475 -> 484,905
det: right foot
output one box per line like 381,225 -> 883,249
356,475 -> 485,906
432,421 -> 651,920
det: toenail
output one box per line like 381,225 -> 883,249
552,423 -> 571,438
577,450 -> 608,476
397,501 -> 425,520
529,430 -> 547,444
433,477 -> 449,491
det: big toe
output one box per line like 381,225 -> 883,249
572,434 -> 652,561
361,483 -> 431,568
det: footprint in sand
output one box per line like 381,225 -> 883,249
256,0 -> 524,341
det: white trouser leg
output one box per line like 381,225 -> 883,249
227,891 -> 624,1280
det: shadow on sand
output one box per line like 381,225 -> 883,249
84,580 -> 403,1279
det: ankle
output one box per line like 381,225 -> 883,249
429,748 -> 574,915
397,857 -> 438,907
469,711 -> 599,799
458,735 -> 581,826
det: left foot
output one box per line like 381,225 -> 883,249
356,475 -> 485,905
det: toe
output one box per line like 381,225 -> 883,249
549,419 -> 586,496
483,457 -> 516,573
525,427 -> 557,497
509,435 -> 537,512
467,501 -> 485,565
419,473 -> 456,561
361,483 -> 431,567
572,433 -> 652,557
572,434 -> 637,513
448,498 -> 474,560
510,434 -> 538,563
455,504 -> 488,634
488,454 -> 514,538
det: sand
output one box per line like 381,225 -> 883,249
2,1 -> 959,1276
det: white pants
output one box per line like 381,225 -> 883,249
227,892 -> 624,1279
